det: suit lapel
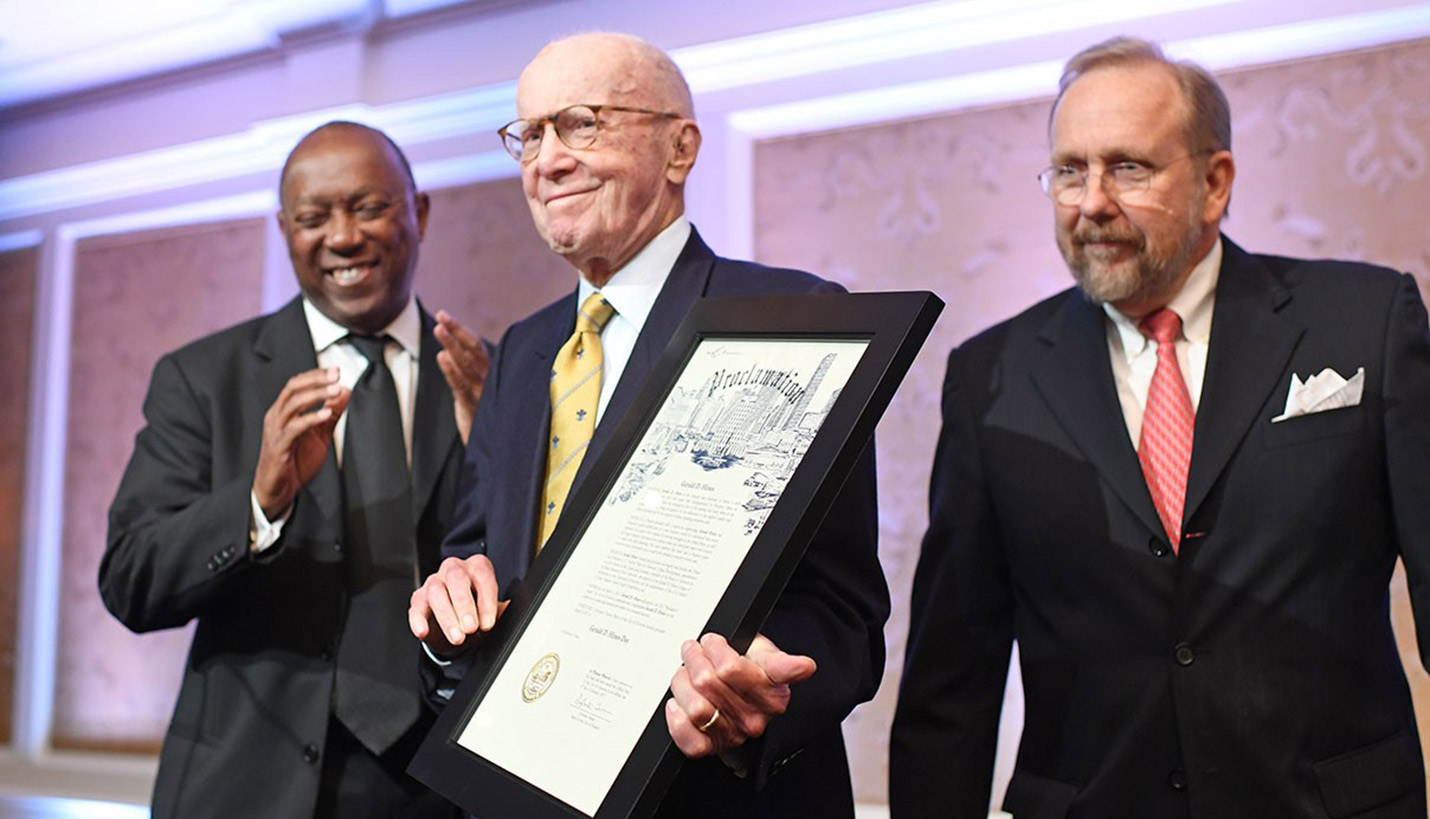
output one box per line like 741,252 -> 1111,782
1031,291 -> 1166,539
1183,239 -> 1301,523
252,299 -> 342,538
582,232 -> 716,477
511,294 -> 579,560
410,305 -> 459,528
512,236 -> 713,563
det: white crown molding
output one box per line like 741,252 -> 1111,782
728,4 -> 1430,137
0,230 -> 43,254
0,0 -> 475,110
3,2 -> 1430,226
676,0 -> 1240,93
414,151 -> 520,191
727,60 -> 1063,140
1167,2 -> 1430,67
0,79 -> 520,224
58,192 -> 277,240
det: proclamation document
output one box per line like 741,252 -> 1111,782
457,337 -> 869,815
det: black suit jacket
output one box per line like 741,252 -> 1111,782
890,239 -> 1430,819
101,297 -> 464,819
440,229 -> 888,818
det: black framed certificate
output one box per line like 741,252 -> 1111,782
410,290 -> 943,819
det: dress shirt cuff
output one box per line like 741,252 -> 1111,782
421,643 -> 460,702
422,642 -> 455,669
249,491 -> 291,555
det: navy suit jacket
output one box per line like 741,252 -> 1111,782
890,238 -> 1430,819
441,229 -> 888,818
101,297 -> 464,819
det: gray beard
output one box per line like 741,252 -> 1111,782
1066,211 -> 1204,307
1071,248 -> 1185,306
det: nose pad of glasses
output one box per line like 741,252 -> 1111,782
1080,176 -> 1117,209
527,120 -> 572,164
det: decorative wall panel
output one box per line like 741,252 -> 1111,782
0,246 -> 38,748
56,220 -> 265,751
415,178 -> 578,344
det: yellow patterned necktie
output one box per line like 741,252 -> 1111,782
539,293 -> 616,550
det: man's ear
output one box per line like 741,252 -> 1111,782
666,121 -> 702,185
1202,150 -> 1235,222
414,192 -> 431,240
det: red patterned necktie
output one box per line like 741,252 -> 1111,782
1138,308 -> 1194,553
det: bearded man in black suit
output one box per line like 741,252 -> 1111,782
891,36 -> 1430,819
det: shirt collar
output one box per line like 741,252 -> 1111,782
302,296 -> 421,357
1104,235 -> 1221,355
578,215 -> 691,327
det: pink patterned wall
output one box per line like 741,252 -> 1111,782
57,220 -> 267,750
414,178 -> 576,342
753,37 -> 1430,804
0,246 -> 37,747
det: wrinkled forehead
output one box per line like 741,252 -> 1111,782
1050,64 -> 1189,155
517,39 -> 651,118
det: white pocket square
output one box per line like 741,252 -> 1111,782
1272,366 -> 1365,423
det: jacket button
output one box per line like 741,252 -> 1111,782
1168,767 -> 1187,790
333,542 -> 343,554
1173,643 -> 1195,666
1147,537 -> 1170,557
303,744 -> 320,764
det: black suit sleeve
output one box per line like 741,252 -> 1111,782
693,274 -> 888,788
750,438 -> 887,787
1383,274 -> 1430,661
100,353 -> 255,633
890,347 -> 1014,819
423,330 -> 509,702
441,330 -> 509,565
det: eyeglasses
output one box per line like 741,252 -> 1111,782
1037,153 -> 1206,206
498,104 -> 683,162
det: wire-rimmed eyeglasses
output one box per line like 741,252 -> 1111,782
498,104 -> 683,163
1037,153 -> 1208,206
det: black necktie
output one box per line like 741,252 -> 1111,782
334,334 -> 420,755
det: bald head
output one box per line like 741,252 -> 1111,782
525,32 -> 695,119
513,32 -> 702,285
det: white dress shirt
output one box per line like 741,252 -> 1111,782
577,215 -> 691,423
249,298 -> 422,553
1104,237 -> 1221,448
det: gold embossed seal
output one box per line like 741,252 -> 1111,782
522,652 -> 561,702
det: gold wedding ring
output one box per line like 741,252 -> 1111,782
697,708 -> 721,733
